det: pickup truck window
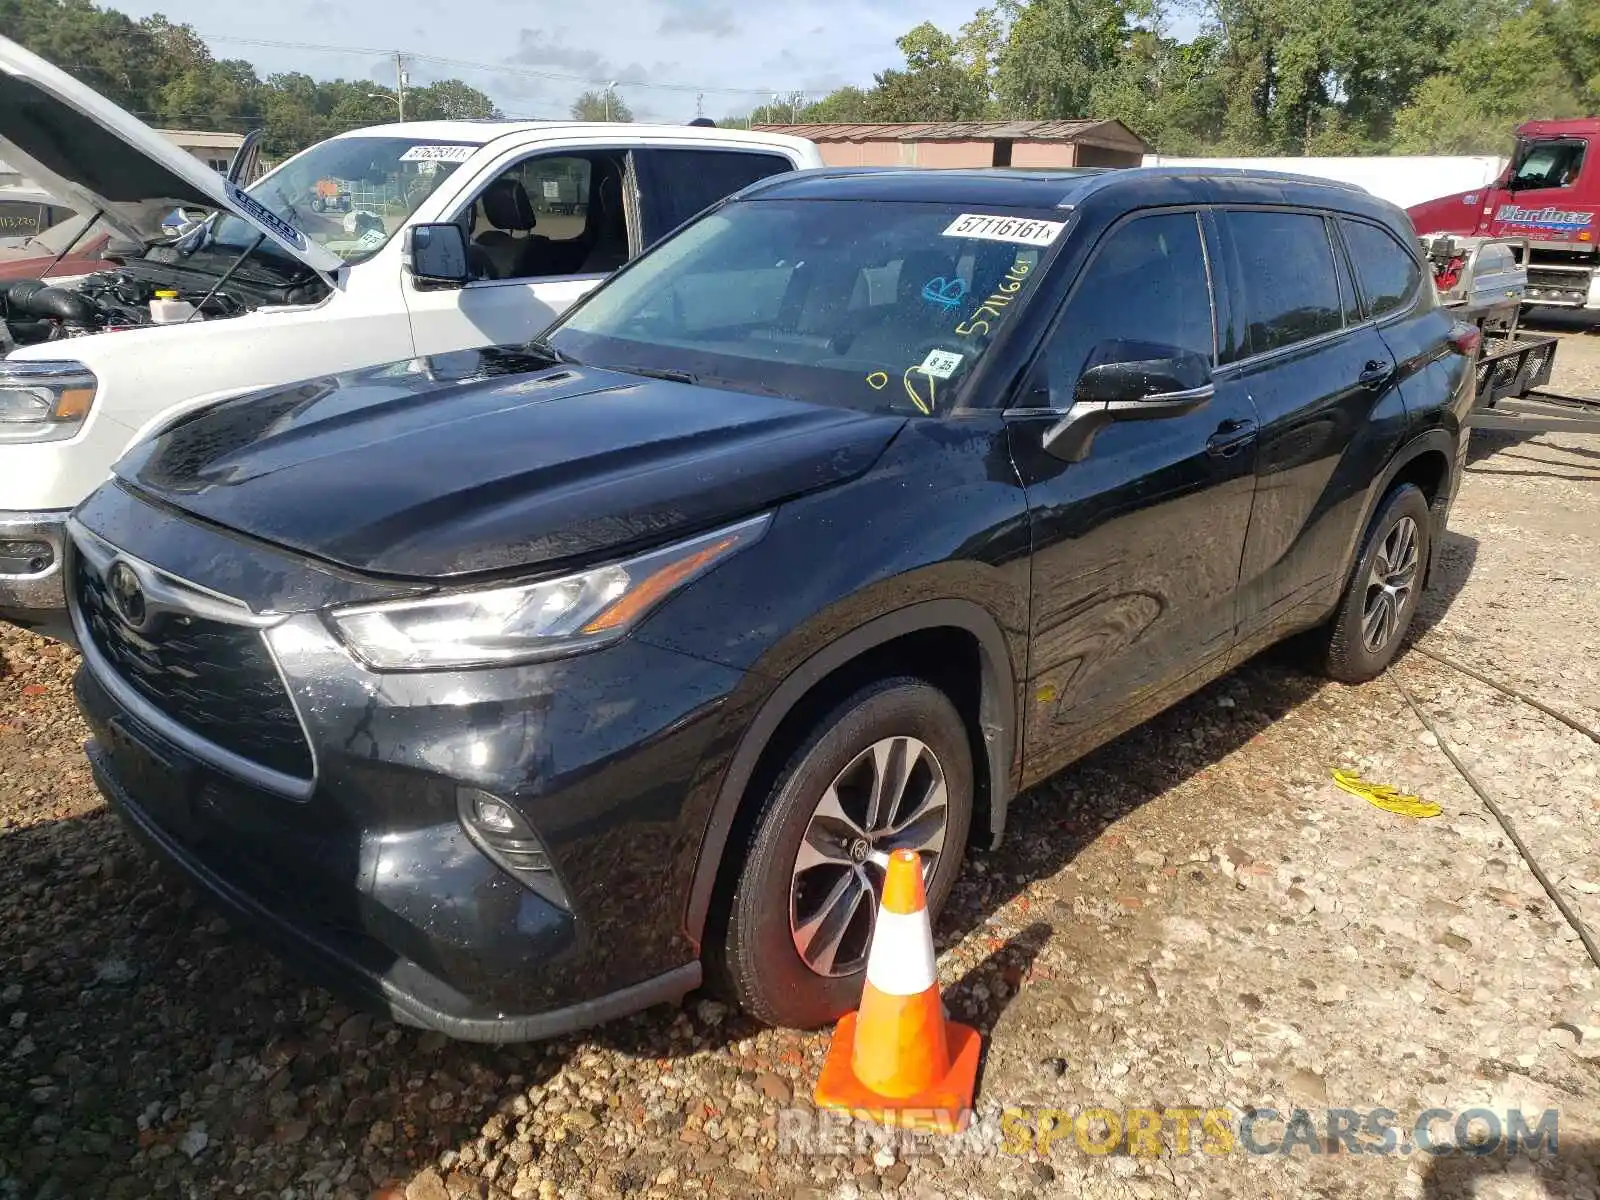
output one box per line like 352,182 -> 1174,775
633,149 -> 796,247
207,137 -> 473,266
460,151 -> 630,280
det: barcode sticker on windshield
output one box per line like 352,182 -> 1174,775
942,213 -> 1065,246
400,144 -> 475,163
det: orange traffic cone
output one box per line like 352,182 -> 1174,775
813,848 -> 981,1133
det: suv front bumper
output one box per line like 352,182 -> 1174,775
64,488 -> 745,1042
0,509 -> 71,640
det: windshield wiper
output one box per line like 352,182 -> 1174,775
523,336 -> 580,366
611,364 -> 698,384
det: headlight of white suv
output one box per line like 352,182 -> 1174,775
0,360 -> 98,443
329,513 -> 772,670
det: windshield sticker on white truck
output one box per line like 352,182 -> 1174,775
942,213 -> 1065,246
399,144 -> 476,163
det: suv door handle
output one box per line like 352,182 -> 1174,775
1358,360 -> 1394,389
1206,418 -> 1258,458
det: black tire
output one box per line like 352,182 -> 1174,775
1321,483 -> 1432,683
714,677 -> 974,1029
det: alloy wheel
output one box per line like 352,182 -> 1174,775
788,736 -> 949,977
1361,515 -> 1420,653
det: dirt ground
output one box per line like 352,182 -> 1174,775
1,320 -> 1598,1200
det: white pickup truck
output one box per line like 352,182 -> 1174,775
0,36 -> 822,639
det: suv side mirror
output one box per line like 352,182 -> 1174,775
1043,344 -> 1214,463
1074,348 -> 1212,405
408,223 -> 470,288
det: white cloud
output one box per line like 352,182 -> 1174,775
104,0 -> 981,121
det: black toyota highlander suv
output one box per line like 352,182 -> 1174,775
68,166 -> 1474,1040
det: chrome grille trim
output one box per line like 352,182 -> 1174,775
66,518 -> 316,800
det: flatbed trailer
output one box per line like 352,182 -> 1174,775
1423,233 -> 1600,436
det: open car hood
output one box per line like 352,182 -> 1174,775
0,35 -> 344,277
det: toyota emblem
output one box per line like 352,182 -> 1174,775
106,561 -> 147,628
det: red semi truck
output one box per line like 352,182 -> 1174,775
1409,117 -> 1599,313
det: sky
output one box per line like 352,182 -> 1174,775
102,0 -> 993,123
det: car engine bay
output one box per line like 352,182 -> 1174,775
0,256 -> 327,352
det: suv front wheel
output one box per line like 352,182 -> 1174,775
714,677 -> 974,1028
1322,482 -> 1432,683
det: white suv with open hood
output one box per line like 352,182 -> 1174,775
0,36 -> 821,639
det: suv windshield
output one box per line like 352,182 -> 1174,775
205,136 -> 474,265
547,199 -> 1067,414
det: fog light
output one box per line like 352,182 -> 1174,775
473,796 -> 517,833
0,539 -> 54,575
457,787 -> 571,910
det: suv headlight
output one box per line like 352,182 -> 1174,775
0,361 -> 98,443
329,513 -> 771,670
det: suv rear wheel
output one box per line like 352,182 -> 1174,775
714,677 -> 973,1028
1321,482 -> 1431,683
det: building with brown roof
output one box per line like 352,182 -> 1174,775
750,119 -> 1149,170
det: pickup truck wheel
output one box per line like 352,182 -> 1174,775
1322,483 -> 1431,683
713,678 -> 972,1029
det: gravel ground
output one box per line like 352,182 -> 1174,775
2,323 -> 1598,1200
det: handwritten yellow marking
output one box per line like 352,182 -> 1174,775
902,365 -> 934,415
866,371 -> 889,390
955,252 -> 1035,339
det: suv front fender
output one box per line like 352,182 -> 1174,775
681,597 -> 1020,948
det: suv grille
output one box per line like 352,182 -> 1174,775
74,553 -> 313,780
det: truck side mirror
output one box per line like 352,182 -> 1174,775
408,223 -> 470,288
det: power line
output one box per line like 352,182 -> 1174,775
198,33 -> 804,99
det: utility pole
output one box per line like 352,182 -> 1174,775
394,52 -> 408,122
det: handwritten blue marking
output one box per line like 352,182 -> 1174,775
921,276 -> 968,310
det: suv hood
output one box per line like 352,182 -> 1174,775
114,347 -> 905,579
0,36 -> 343,277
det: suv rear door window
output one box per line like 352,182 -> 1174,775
1042,211 -> 1214,398
1340,219 -> 1422,319
1226,210 -> 1343,355
634,149 -> 794,246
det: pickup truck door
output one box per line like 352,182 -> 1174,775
401,149 -> 638,354
402,144 -> 801,356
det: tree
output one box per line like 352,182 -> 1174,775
410,80 -> 500,120
800,86 -> 875,122
866,21 -> 994,120
1391,4 -> 1587,153
5,0 -> 508,159
570,89 -> 633,122
995,0 -> 1139,119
